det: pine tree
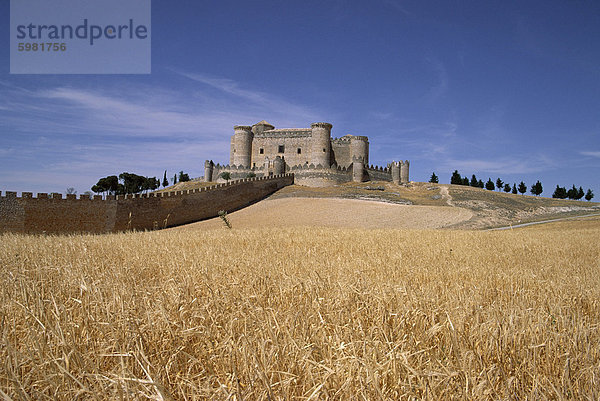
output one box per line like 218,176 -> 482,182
485,178 -> 495,191
576,186 -> 585,200
552,185 -> 567,199
512,183 -> 517,194
567,185 -> 577,200
470,174 -> 478,187
530,180 -> 543,196
162,170 -> 168,187
429,172 -> 439,183
585,189 -> 594,201
503,183 -> 511,192
478,179 -> 484,188
462,177 -> 469,186
450,170 -> 462,185
496,178 -> 504,191
518,181 -> 527,195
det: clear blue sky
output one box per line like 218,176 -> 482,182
1,0 -> 599,198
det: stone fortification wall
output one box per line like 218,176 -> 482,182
365,165 -> 393,182
289,163 -> 353,187
331,137 -> 352,167
0,175 -> 293,235
251,130 -> 312,167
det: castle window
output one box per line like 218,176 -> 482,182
259,148 -> 264,154
278,145 -> 285,153
322,148 -> 326,152
297,148 -> 302,154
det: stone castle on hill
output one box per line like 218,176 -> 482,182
204,121 -> 409,187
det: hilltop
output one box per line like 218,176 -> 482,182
163,180 -> 599,230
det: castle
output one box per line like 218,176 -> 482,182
204,121 -> 410,187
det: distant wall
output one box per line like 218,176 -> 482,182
0,174 -> 293,235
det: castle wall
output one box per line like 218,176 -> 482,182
251,133 -> 312,168
0,175 -> 294,235
365,166 -> 393,182
331,140 -> 352,167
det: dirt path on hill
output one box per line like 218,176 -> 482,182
439,186 -> 453,206
173,197 -> 473,231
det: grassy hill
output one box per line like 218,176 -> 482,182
157,179 -> 599,230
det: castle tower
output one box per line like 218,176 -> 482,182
310,122 -> 332,167
391,161 -> 400,184
352,156 -> 365,182
273,156 -> 285,175
252,120 -> 275,135
204,160 -> 214,182
233,125 -> 253,167
350,136 -> 369,166
400,160 -> 410,183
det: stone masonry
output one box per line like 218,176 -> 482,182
206,121 -> 409,187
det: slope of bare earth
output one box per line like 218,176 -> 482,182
162,180 -> 599,230
444,184 -> 600,229
175,197 -> 473,231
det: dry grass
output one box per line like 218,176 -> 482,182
175,198 -> 472,231
1,224 -> 599,400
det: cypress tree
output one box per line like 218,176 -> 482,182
585,189 -> 594,201
470,174 -> 478,187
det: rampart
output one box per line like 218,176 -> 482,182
0,174 -> 293,235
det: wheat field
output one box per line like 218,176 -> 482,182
1,222 -> 599,400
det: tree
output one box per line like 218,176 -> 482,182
530,180 -> 543,196
478,179 -> 484,188
247,172 -> 256,178
462,177 -> 469,186
503,183 -> 511,193
518,181 -> 527,195
91,175 -> 119,196
82,191 -> 93,199
450,170 -> 462,185
162,170 -> 168,187
178,171 -> 190,182
512,183 -> 517,194
485,178 -> 495,191
585,189 -> 594,201
173,174 -> 178,185
576,186 -> 585,200
496,178 -> 503,191
429,172 -> 439,183
142,177 -> 160,193
552,185 -> 567,199
470,174 -> 478,187
220,172 -> 231,183
119,172 -> 147,194
567,185 -> 578,200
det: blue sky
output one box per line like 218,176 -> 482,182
1,0 -> 599,198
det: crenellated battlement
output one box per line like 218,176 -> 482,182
0,174 -> 294,234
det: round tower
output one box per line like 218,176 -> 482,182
350,136 -> 369,166
352,156 -> 365,182
391,161 -> 400,184
233,125 -> 253,167
273,156 -> 285,175
400,160 -> 410,183
310,122 -> 332,167
204,160 -> 214,182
